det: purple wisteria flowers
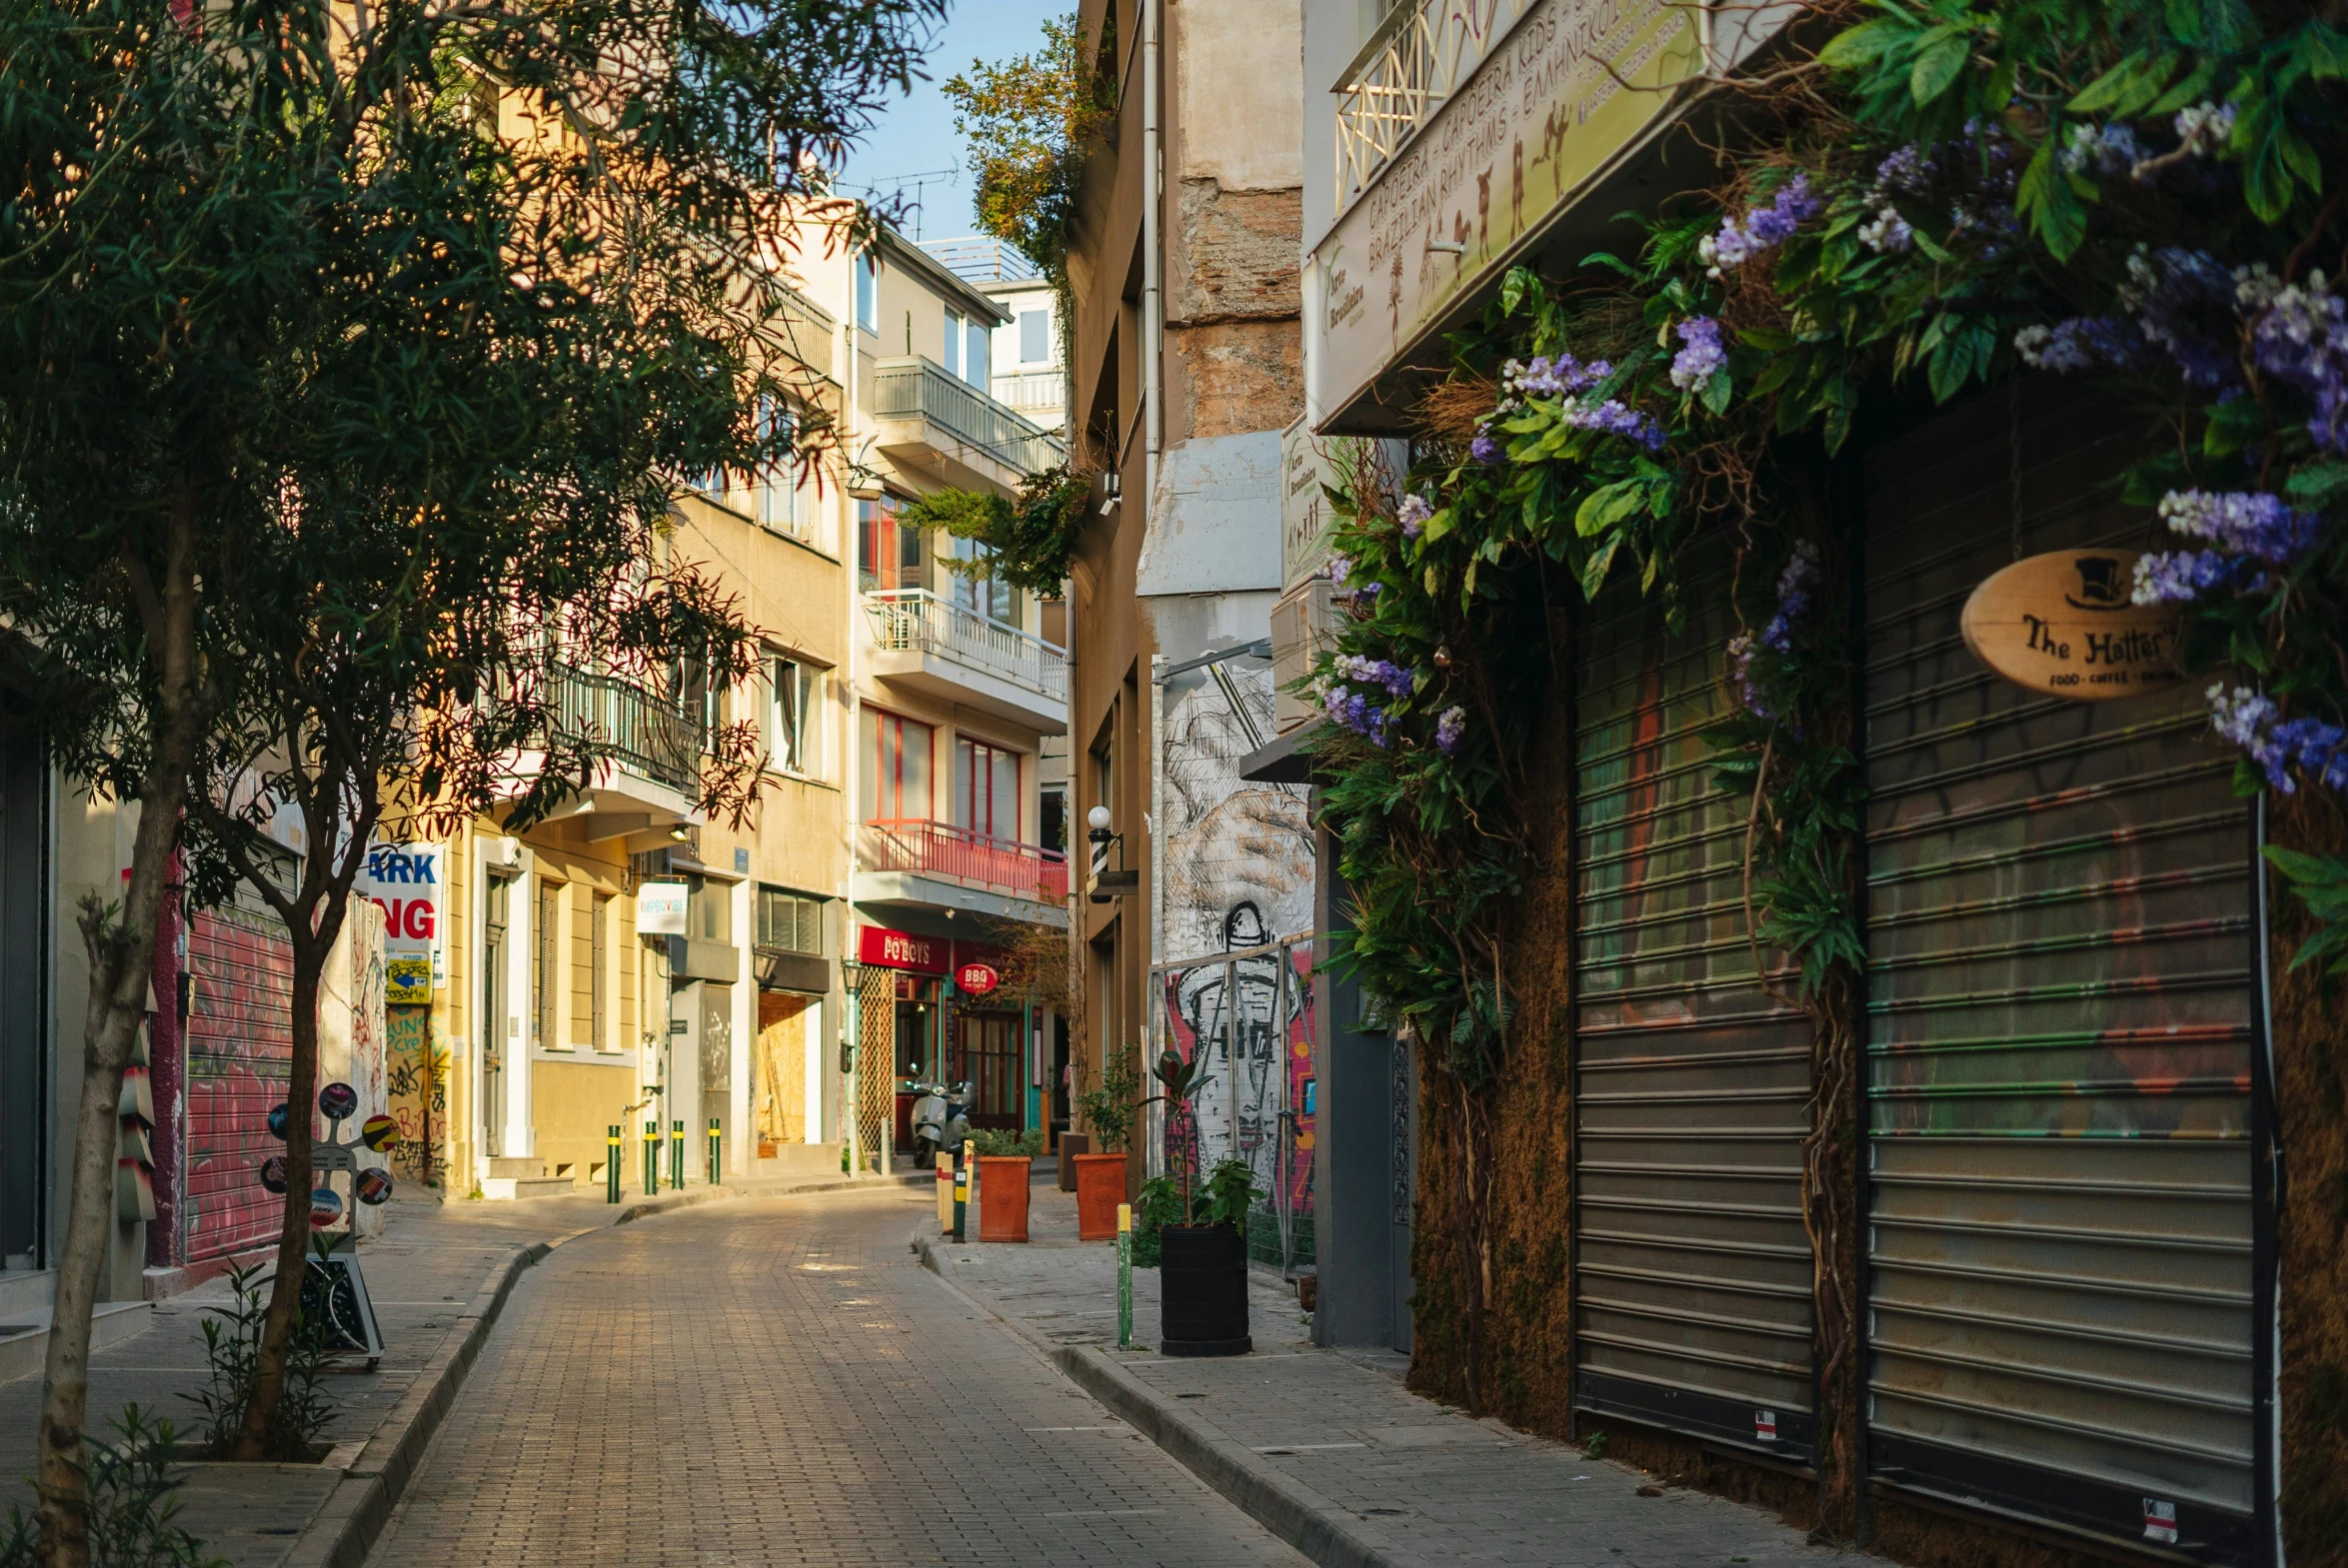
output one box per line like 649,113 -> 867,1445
1569,399 -> 1665,452
1700,174 -> 1821,276
1728,544 -> 1822,721
1435,706 -> 1466,757
2014,316 -> 2141,373
1501,353 -> 1611,400
1333,654 -> 1414,700
1669,318 -> 1726,392
1469,432 -> 1504,465
1397,493 -> 1432,540
2131,489 -> 2321,607
2207,685 -> 2348,794
2239,268 -> 2348,453
1321,685 -> 1390,747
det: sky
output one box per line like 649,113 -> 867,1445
835,1 -> 1074,244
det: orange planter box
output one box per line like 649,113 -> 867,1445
977,1155 -> 1032,1242
1073,1152 -> 1129,1241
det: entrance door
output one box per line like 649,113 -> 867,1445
481,875 -> 509,1159
954,1010 -> 1022,1129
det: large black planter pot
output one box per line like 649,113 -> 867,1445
1159,1223 -> 1250,1356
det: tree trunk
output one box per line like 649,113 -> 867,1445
231,929 -> 328,1459
37,526 -> 204,1568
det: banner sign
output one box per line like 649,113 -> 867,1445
359,842 -> 444,1000
1310,0 -> 1703,420
637,880 -> 690,936
1961,551 -> 2185,702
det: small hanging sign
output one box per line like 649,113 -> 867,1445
1960,550 -> 2185,702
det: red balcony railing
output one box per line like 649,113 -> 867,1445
862,819 -> 1069,903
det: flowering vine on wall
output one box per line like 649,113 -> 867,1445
1303,0 -> 2348,1532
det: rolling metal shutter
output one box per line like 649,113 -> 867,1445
184,904 -> 294,1263
1861,395 -> 2260,1563
1573,569 -> 1818,1460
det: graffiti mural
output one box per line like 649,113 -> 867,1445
183,905 -> 294,1263
1161,662 -> 1312,964
1158,942 -> 1315,1230
386,1004 -> 448,1186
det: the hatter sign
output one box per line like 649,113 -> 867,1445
1961,550 -> 2185,702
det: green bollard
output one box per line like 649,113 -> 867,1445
952,1142 -> 968,1242
644,1119 -> 659,1195
1117,1202 -> 1134,1349
607,1125 -> 622,1204
671,1119 -> 685,1190
707,1118 -> 721,1186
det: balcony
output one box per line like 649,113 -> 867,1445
860,818 -> 1069,926
864,589 -> 1068,733
503,660 -> 701,835
991,369 -> 1067,430
870,357 -> 1066,491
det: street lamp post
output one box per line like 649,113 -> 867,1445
842,951 -> 863,1175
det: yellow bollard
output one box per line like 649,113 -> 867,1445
937,1149 -> 953,1234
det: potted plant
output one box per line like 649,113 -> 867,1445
1144,1047 -> 1256,1356
972,1127 -> 1042,1242
1071,1049 -> 1140,1240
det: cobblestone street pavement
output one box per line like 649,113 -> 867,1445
365,1183 -> 1310,1568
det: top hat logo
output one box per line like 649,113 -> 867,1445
2066,555 -> 2127,610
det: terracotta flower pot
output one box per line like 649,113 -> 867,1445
977,1155 -> 1032,1242
1159,1223 -> 1250,1356
1072,1151 -> 1129,1240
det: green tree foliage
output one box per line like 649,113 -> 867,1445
898,464 -> 1091,595
0,0 -> 944,1557
944,13 -> 1118,285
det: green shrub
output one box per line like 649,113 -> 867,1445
0,1406 -> 228,1568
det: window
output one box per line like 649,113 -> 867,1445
766,654 -> 823,777
855,251 -> 877,333
942,308 -> 962,379
591,893 -> 612,1051
757,887 -> 826,955
1041,786 -> 1066,853
951,536 -> 1018,624
857,496 -> 924,592
862,709 -> 933,822
570,883 -> 596,1048
955,738 -> 1022,843
756,398 -> 805,538
1019,309 -> 1050,365
966,320 -> 990,387
534,880 -> 561,1047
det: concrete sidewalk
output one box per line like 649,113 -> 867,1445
2,1171 -> 917,1567
921,1178 -> 1861,1568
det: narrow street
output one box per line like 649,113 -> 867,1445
363,1186 -> 1308,1567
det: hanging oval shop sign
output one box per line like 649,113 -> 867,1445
956,962 -> 1000,996
1960,549 -> 2186,702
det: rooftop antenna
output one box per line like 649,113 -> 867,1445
840,165 -> 960,237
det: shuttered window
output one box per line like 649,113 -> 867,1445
1860,393 -> 2260,1562
1572,564 -> 1818,1460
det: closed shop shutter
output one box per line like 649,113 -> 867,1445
1861,393 -> 2260,1562
1573,567 -> 1818,1460
184,904 -> 294,1264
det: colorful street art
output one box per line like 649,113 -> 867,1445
387,1004 -> 448,1186
1158,941 -> 1315,1228
183,905 -> 294,1263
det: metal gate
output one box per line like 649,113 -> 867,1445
854,965 -> 894,1168
183,904 -> 294,1264
1860,394 -> 2260,1562
1572,569 -> 1818,1459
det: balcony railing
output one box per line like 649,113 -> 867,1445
872,357 -> 1067,477
991,369 -> 1067,422
1334,0 -> 1532,212
538,660 -> 700,795
863,818 -> 1069,903
865,589 -> 1067,700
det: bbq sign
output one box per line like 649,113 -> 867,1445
1960,551 -> 2185,702
956,962 -> 1000,996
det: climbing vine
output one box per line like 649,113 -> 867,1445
1308,0 -> 2348,1535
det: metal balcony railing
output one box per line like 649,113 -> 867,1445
864,589 -> 1067,700
871,357 -> 1067,477
862,818 -> 1070,903
538,660 -> 700,794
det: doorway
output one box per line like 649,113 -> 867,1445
481,873 -> 511,1159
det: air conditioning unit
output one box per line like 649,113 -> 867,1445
1269,578 -> 1337,736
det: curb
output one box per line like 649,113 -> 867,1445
284,1175 -> 921,1567
913,1232 -> 1424,1568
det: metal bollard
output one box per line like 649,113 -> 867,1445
1117,1202 -> 1133,1350
671,1119 -> 685,1190
643,1120 -> 659,1195
707,1118 -> 722,1186
952,1142 -> 968,1242
936,1150 -> 953,1234
607,1125 -> 622,1204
